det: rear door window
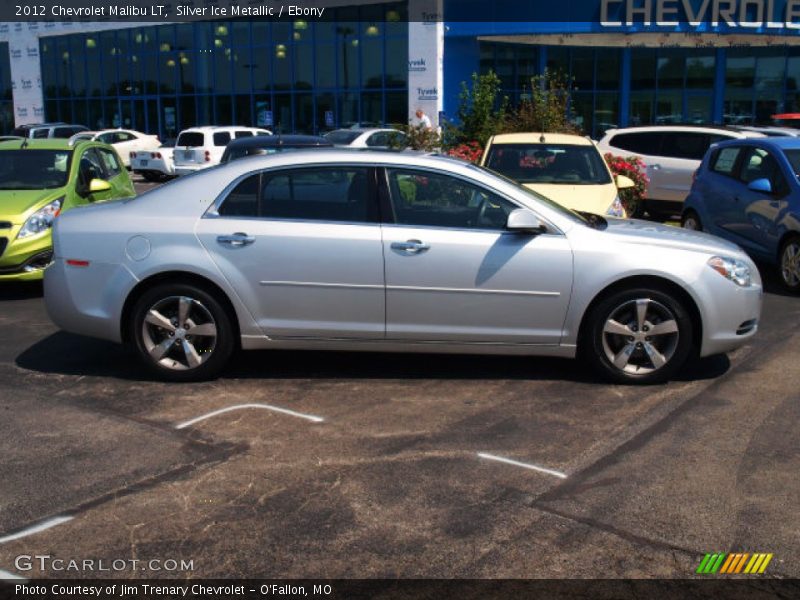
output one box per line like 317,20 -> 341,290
234,130 -> 254,138
176,132 -> 204,147
213,132 -> 232,146
710,147 -> 742,177
660,132 -> 711,160
608,132 -> 664,155
32,128 -> 50,139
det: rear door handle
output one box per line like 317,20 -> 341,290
217,232 -> 255,247
649,164 -> 661,170
391,239 -> 430,254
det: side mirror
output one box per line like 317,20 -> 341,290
506,208 -> 547,234
89,178 -> 112,193
747,178 -> 772,194
616,174 -> 635,190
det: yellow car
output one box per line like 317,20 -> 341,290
480,132 -> 634,218
0,138 -> 135,281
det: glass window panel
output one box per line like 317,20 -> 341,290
724,88 -> 753,124
104,99 -> 120,128
73,99 -> 87,127
197,95 -> 212,125
274,94 -> 292,132
100,32 -> 118,96
361,38 -> 383,89
45,99 -> 58,122
215,96 -> 232,126
657,50 -> 685,89
233,47 -> 252,93
157,24 -> 175,52
570,92 -> 593,135
177,51 -> 194,93
385,2 -> 408,37
572,48 -> 594,91
517,46 -> 538,90
386,37 -> 407,89
254,95 -> 272,128
294,44 -> 313,90
315,92 -> 335,131
386,91 -> 406,126
68,37 -> 86,97
232,22 -> 249,47
787,56 -> 800,92
295,93 -> 313,133
159,53 -> 177,94
479,42 -> 495,75
196,49 -> 213,94
630,92 -> 654,126
727,53 -> 756,89
41,41 -> 58,98
656,91 -> 682,124
234,94 -> 251,126
755,54 -> 786,99
273,43 -> 291,91
338,30 -> 359,89
631,49 -> 657,90
316,44 -> 336,88
595,93 -> 618,137
686,54 -> 715,89
687,94 -> 712,124
252,47 -> 272,91
597,50 -> 620,90
214,47 -> 233,93
133,27 -> 156,54
219,175 -> 260,217
361,91 -> 382,125
546,47 -> 569,74
179,97 -> 195,132
495,44 -> 514,90
338,92 -> 359,127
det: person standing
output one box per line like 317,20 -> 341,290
414,108 -> 432,130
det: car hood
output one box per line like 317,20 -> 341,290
523,182 -> 616,216
0,188 -> 64,222
601,218 -> 744,256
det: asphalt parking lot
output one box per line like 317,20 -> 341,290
0,175 -> 798,580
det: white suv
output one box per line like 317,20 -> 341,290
597,126 -> 765,217
173,126 -> 272,176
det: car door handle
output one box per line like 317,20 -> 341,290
391,239 -> 430,254
217,232 -> 255,247
649,164 -> 661,170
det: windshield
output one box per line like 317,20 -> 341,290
485,143 -> 613,185
466,163 -> 590,227
324,130 -> 361,145
0,149 -> 72,190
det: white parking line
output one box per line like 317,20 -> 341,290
477,452 -> 567,479
0,516 -> 74,545
175,403 -> 325,429
0,569 -> 27,581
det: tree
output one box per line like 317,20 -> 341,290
505,69 -> 579,134
452,71 -> 508,147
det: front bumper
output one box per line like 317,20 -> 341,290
697,270 -> 763,357
0,227 -> 53,281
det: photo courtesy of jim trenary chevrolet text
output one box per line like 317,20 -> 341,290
0,0 -> 798,599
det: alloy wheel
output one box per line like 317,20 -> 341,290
141,295 -> 218,371
601,298 -> 680,375
781,241 -> 800,289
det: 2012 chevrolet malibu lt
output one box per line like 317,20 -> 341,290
44,150 -> 762,384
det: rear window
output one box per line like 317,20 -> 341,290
234,130 -> 254,139
213,132 -> 232,146
485,143 -> 612,185
176,132 -> 205,147
32,129 -> 50,139
324,130 -> 361,145
784,149 -> 800,175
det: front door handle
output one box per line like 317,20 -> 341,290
217,232 -> 255,247
649,164 -> 661,170
391,239 -> 430,254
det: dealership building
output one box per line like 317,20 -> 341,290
2,0 -> 800,138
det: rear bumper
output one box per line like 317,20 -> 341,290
174,163 -> 211,177
44,258 -> 138,343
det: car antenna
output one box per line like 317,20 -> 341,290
20,137 -> 28,149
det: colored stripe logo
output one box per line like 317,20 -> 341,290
696,553 -> 773,574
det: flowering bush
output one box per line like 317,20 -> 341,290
447,141 -> 483,164
604,153 -> 649,217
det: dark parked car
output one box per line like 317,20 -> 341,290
220,135 -> 332,163
682,137 -> 800,291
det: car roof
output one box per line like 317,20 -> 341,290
225,135 -> 332,149
714,136 -> 800,150
178,126 -> 268,133
0,138 -> 77,150
489,132 -> 593,146
602,124 -> 765,138
328,128 -> 397,134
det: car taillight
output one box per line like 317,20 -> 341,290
66,259 -> 90,267
205,150 -> 211,162
155,152 -> 162,159
130,151 -> 136,158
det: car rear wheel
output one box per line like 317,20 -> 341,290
780,237 -> 800,293
583,287 -> 694,384
130,283 -> 235,382
681,210 -> 702,231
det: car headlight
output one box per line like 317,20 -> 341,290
17,197 -> 63,239
606,196 -> 626,218
707,256 -> 752,287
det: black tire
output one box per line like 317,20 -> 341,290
582,287 -> 694,385
681,210 -> 702,231
779,236 -> 800,293
130,283 -> 235,382
141,171 -> 162,183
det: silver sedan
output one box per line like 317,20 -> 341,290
44,150 -> 762,384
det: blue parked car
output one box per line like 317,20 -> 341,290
682,137 -> 800,291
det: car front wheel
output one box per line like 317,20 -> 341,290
681,210 -> 702,231
130,283 -> 235,381
780,237 -> 800,293
583,287 -> 694,384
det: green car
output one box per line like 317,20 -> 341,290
0,138 -> 135,281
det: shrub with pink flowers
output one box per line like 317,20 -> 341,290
604,153 -> 649,217
447,141 -> 484,164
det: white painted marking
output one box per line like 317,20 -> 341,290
477,453 -> 567,479
0,516 -> 74,545
176,403 -> 324,429
0,569 -> 27,581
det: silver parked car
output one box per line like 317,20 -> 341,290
44,150 -> 762,384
